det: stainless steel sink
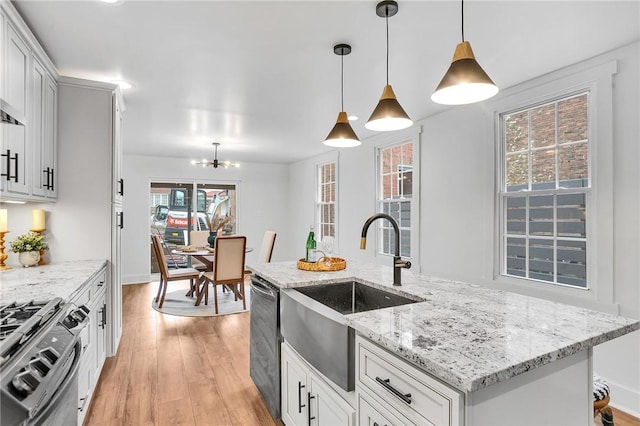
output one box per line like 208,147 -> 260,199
296,281 -> 419,314
280,281 -> 420,391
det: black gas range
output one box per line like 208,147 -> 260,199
1,298 -> 89,426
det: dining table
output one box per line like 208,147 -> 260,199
172,246 -> 254,305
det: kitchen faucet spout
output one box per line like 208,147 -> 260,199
360,213 -> 411,286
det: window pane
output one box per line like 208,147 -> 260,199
391,146 -> 401,171
506,154 -> 529,191
382,149 -> 391,174
506,197 -> 526,235
402,143 -> 413,165
559,143 -> 588,185
531,148 -> 556,189
530,103 -> 555,148
557,240 -> 586,287
558,94 -> 588,143
506,237 -> 526,277
401,170 -> 413,197
505,111 -> 529,153
399,201 -> 410,228
529,238 -> 554,282
557,193 -> 586,238
382,174 -> 392,198
400,229 -> 410,258
529,195 -> 554,236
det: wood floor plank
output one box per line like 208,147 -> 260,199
124,348 -> 158,426
158,398 -> 196,426
187,379 -> 233,426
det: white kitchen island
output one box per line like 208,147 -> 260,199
248,260 -> 639,426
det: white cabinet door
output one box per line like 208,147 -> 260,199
111,205 -> 123,352
93,289 -> 107,382
310,370 -> 355,426
43,74 -> 56,198
1,22 -> 29,196
282,343 -> 309,426
77,362 -> 92,425
112,94 -> 123,204
30,56 -> 45,198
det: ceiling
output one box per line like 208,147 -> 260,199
12,1 -> 640,165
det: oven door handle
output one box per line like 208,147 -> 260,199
27,340 -> 82,426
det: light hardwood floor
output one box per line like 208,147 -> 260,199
85,281 -> 639,426
84,280 -> 280,426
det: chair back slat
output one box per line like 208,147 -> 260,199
258,231 -> 277,263
151,234 -> 170,278
213,236 -> 246,282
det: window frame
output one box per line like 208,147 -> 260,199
316,160 -> 337,245
499,91 -> 591,289
490,59 -> 617,310
373,129 -> 421,265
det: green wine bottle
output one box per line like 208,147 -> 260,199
305,225 -> 316,262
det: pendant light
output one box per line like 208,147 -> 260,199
324,44 -> 361,147
431,0 -> 498,105
365,0 -> 412,132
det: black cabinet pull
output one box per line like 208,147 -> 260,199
99,303 -> 107,329
117,211 -> 124,229
78,396 -> 88,412
43,168 -> 49,189
49,168 -> 54,191
307,392 -> 315,425
1,150 -> 18,182
13,152 -> 18,183
118,178 -> 124,196
297,381 -> 305,413
375,376 -> 412,404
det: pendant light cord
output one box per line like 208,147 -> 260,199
461,0 -> 465,42
340,52 -> 344,112
385,6 -> 390,85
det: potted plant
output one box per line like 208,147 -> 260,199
10,231 -> 47,267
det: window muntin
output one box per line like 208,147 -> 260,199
318,162 -> 336,240
378,142 -> 413,258
501,92 -> 589,288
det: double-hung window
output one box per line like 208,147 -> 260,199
378,142 -> 413,258
317,162 -> 336,240
500,92 -> 590,288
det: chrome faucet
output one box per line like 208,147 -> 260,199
360,213 -> 411,286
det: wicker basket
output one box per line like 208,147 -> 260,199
297,257 -> 347,272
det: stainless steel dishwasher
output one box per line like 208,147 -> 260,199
249,274 -> 281,419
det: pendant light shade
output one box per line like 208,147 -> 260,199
324,43 -> 360,147
431,1 -> 498,105
365,1 -> 412,132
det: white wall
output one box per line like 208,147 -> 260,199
286,42 -> 640,415
120,154 -> 290,284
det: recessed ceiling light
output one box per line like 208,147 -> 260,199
100,0 -> 122,4
110,80 -> 134,90
348,115 -> 358,121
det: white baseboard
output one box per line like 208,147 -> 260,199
122,274 -> 153,285
609,380 -> 640,418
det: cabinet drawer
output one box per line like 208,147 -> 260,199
75,269 -> 107,307
357,337 -> 462,426
358,390 -> 415,426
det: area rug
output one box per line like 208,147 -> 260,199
151,285 -> 251,317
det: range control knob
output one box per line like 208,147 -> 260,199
11,370 -> 41,397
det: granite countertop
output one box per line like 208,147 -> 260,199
248,260 -> 640,393
0,259 -> 109,305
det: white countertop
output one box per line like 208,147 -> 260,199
248,260 -> 640,392
0,259 -> 108,305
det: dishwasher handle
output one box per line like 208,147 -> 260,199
251,277 -> 277,299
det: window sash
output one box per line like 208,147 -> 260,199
317,162 -> 336,240
499,92 -> 590,289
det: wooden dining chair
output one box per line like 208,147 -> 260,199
244,230 -> 276,278
197,235 -> 247,313
151,235 -> 202,308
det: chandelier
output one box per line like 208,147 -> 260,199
191,142 -> 239,169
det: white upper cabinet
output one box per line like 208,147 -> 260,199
30,56 -> 57,199
112,95 -> 123,204
0,2 -> 58,202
